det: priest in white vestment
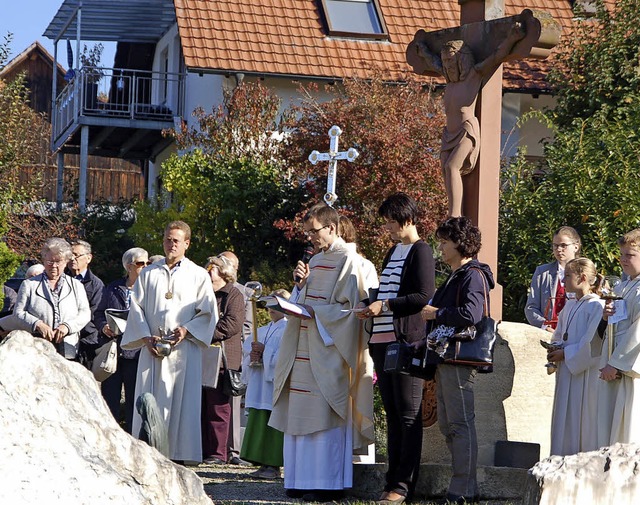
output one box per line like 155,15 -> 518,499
121,221 -> 217,462
597,230 -> 640,447
269,203 -> 375,501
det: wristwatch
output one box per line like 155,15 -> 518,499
381,300 -> 389,313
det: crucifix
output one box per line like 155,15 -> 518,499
308,125 -> 359,207
406,1 -> 560,319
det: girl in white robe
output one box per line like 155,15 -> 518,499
597,230 -> 640,446
547,258 -> 604,456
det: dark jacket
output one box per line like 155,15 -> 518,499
66,268 -> 104,346
381,240 -> 436,343
94,277 -> 139,359
429,259 -> 495,332
212,282 -> 245,370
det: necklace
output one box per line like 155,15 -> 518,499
562,295 -> 590,341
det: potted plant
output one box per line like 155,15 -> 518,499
79,43 -> 104,110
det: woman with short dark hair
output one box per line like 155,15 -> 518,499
419,216 -> 494,505
358,192 -> 435,504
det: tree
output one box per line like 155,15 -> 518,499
499,0 -> 640,321
129,81 -> 306,285
281,72 -> 447,267
0,34 -> 50,288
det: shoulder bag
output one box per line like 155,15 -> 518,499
91,339 -> 118,382
442,268 -> 498,372
221,342 -> 247,397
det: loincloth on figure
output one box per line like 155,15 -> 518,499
441,117 -> 480,176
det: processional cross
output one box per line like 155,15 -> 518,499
308,125 -> 359,207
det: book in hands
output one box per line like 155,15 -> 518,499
267,295 -> 312,320
105,308 -> 129,335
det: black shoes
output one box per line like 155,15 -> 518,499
228,456 -> 251,466
203,456 -> 226,465
285,489 -> 344,502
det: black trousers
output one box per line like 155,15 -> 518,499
369,342 -> 424,498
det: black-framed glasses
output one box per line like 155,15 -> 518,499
304,225 -> 329,238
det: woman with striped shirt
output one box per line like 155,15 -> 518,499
358,193 -> 435,504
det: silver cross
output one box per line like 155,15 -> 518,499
308,125 -> 359,206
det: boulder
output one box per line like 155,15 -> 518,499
523,443 -> 640,505
0,331 -> 212,505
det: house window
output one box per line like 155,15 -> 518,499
320,0 -> 388,39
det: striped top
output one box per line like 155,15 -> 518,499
369,243 -> 413,344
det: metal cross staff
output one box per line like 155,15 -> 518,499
308,125 -> 359,206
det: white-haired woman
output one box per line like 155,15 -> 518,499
14,238 -> 91,359
202,254 -> 245,464
94,247 -> 149,434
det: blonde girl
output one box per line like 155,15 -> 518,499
547,258 -> 605,455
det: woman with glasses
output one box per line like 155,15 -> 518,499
201,254 -> 245,465
94,247 -> 149,433
525,226 -> 582,330
14,237 -> 91,359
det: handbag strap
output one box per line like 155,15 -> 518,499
220,340 -> 229,370
469,267 -> 490,317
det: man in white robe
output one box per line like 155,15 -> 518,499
269,203 -> 375,501
121,221 -> 217,463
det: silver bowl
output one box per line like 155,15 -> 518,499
154,339 -> 172,357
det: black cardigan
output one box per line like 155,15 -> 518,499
381,240 -> 436,343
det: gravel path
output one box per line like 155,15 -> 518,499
194,461 -> 522,505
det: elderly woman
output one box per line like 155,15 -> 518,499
201,254 -> 245,465
94,247 -> 149,433
14,238 -> 91,359
419,217 -> 494,505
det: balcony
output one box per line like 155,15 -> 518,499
53,66 -> 185,160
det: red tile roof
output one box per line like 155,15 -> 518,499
174,1 -> 579,91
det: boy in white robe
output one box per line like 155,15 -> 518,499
598,229 -> 640,446
121,221 -> 217,463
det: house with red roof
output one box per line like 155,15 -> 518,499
43,0 -> 592,207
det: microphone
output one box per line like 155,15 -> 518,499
295,245 -> 315,283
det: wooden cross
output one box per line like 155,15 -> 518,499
308,125 -> 359,207
406,1 -> 561,319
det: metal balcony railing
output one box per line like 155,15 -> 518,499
53,66 -> 185,142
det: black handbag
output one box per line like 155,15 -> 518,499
221,343 -> 247,397
384,341 -> 436,381
442,268 -> 498,373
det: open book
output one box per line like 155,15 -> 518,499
105,308 -> 129,336
266,295 -> 312,320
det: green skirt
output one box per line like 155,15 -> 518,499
240,408 -> 284,467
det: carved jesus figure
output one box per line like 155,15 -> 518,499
417,24 -> 525,217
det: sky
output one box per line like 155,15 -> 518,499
1,0 -> 115,68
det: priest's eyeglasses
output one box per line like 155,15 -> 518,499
304,225 -> 329,238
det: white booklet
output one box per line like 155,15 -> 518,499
267,295 -> 312,319
105,308 -> 129,336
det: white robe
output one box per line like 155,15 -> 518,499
269,238 -> 376,489
121,258 -> 217,462
549,294 -> 604,455
597,278 -> 640,447
241,317 -> 287,411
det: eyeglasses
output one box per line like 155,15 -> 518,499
72,253 -> 89,260
44,258 -> 66,266
303,225 -> 329,238
552,243 -> 576,250
132,261 -> 150,267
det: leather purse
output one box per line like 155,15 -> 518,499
443,269 -> 498,373
221,343 -> 247,397
384,341 -> 436,381
91,340 -> 118,382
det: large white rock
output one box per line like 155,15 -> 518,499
523,443 -> 640,505
0,331 -> 212,505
